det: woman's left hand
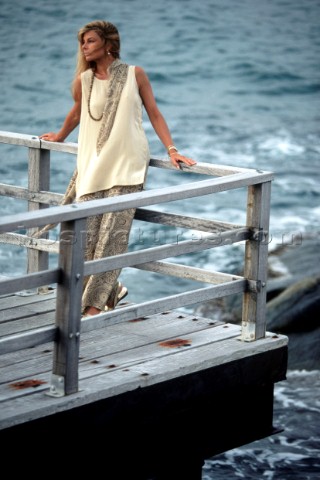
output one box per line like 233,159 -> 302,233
169,151 -> 197,170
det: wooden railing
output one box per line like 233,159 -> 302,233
0,131 -> 273,396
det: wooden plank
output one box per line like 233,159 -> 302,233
39,139 -> 78,154
0,371 -> 51,400
0,297 -> 55,323
0,310 -> 213,360
0,131 -> 40,148
0,291 -> 55,312
84,227 -> 250,275
0,325 -> 56,356
0,184 -> 61,205
0,312 -> 222,384
0,322 -> 279,393
0,310 -> 55,336
84,228 -> 251,275
74,323 -> 241,378
0,310 -> 207,367
52,218 -> 86,395
80,280 -> 247,334
79,315 -> 221,362
242,182 -> 271,340
0,223 -> 246,258
0,279 -> 245,355
0,131 -> 250,176
135,261 -> 243,284
75,332 -> 288,398
0,323 -> 239,400
0,171 -> 274,233
0,332 -> 287,430
149,158 -> 253,176
0,268 -> 60,296
27,147 -> 51,274
135,207 -> 243,232
0,281 -> 243,354
0,341 -> 52,368
0,232 -> 59,254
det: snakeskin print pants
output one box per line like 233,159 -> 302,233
78,184 -> 143,312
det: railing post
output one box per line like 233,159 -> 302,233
27,146 -> 50,279
241,181 -> 271,341
48,218 -> 86,396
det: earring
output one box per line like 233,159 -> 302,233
107,51 -> 111,56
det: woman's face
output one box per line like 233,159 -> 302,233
81,30 -> 107,62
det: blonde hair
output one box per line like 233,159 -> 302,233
72,20 -> 120,95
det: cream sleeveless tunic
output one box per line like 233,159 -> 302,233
76,65 -> 150,199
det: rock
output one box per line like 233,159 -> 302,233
266,276 -> 320,333
285,328 -> 320,371
267,232 -> 320,294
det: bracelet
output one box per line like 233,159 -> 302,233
167,144 -> 178,153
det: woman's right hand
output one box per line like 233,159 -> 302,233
39,132 -> 63,142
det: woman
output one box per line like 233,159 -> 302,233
40,20 -> 196,317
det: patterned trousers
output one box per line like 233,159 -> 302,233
78,184 -> 143,312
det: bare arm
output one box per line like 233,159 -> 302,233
135,66 -> 196,169
40,75 -> 82,142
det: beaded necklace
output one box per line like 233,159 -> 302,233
87,70 -> 104,121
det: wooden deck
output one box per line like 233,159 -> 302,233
0,288 -> 287,427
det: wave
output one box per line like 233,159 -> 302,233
203,370 -> 320,480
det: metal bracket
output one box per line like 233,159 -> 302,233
247,279 -> 266,293
241,321 -> 256,342
46,374 -> 65,397
251,228 -> 269,243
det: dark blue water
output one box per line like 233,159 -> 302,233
0,0 -> 319,477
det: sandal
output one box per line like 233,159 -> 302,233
106,282 -> 128,310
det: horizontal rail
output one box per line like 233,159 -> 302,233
148,158 -> 252,176
0,233 -> 59,253
0,184 -> 61,205
81,279 -> 247,332
0,130 -> 252,176
0,210 -> 246,255
84,227 -> 251,276
0,131 -> 41,148
0,325 -> 57,355
0,268 -> 61,296
135,261 -> 243,284
0,171 -> 273,233
135,208 -> 243,232
0,226 -> 249,296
